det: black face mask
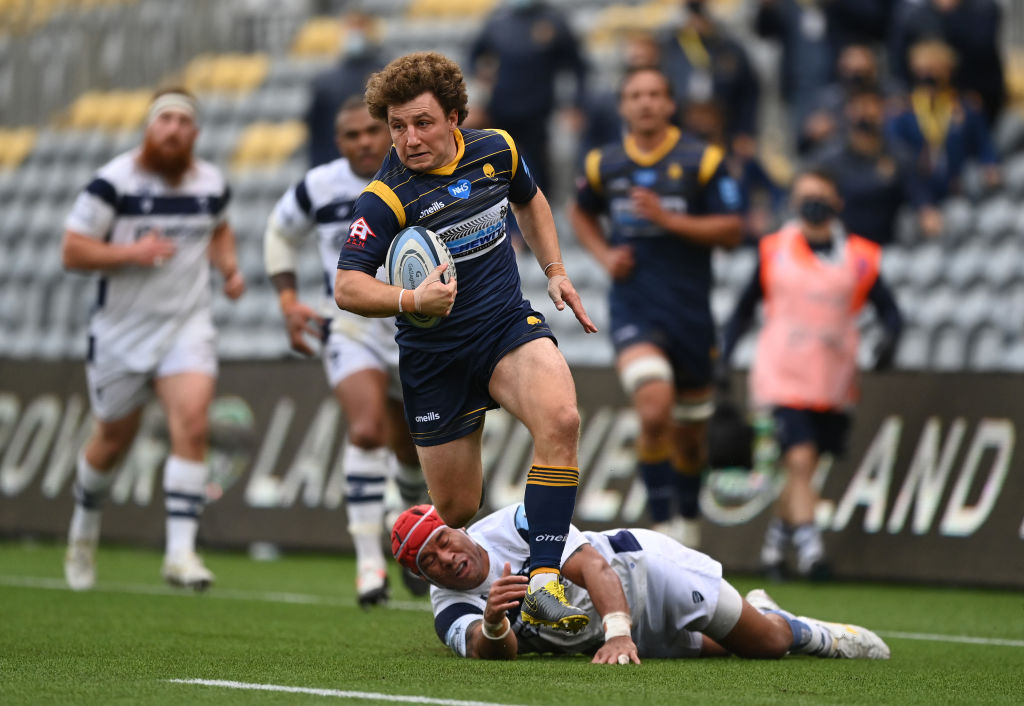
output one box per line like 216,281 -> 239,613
852,117 -> 882,135
798,198 -> 835,225
841,73 -> 873,91
687,1 -> 705,16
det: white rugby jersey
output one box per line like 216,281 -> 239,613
430,505 -> 721,659
65,150 -> 229,372
270,158 -> 394,338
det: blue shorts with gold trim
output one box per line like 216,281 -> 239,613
400,301 -> 555,447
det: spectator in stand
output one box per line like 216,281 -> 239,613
756,1 -> 894,143
797,44 -> 888,156
886,39 -> 1000,233
467,0 -> 587,192
305,12 -> 386,167
888,0 -> 1005,125
682,100 -> 785,241
818,88 -> 927,245
579,33 -> 662,160
659,0 -> 760,157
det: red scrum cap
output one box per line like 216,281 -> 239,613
391,504 -> 446,576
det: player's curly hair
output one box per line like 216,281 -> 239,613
364,52 -> 468,125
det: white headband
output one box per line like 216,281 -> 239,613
147,93 -> 199,126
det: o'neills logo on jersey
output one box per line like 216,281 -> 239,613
415,411 -> 440,423
419,201 -> 446,219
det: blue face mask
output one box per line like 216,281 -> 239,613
343,31 -> 370,59
798,198 -> 835,226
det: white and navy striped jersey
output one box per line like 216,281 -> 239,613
269,157 -> 395,338
65,150 -> 229,372
430,504 -> 722,659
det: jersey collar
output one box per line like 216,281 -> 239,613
624,126 -> 681,167
427,128 -> 466,176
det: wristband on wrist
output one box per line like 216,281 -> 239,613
602,611 -> 631,640
543,261 -> 567,278
397,288 -> 406,313
482,616 -> 511,641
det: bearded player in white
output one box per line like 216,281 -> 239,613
62,88 -> 245,591
392,504 -> 890,662
264,96 -> 426,605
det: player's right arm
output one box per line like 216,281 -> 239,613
265,179 -> 323,355
571,149 -> 635,281
464,562 -> 525,660
335,191 -> 454,318
61,174 -> 176,271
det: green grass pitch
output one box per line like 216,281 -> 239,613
1,541 -> 1021,705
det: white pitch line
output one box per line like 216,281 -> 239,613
877,630 -> 1024,648
0,574 -> 430,612
167,679 -> 527,706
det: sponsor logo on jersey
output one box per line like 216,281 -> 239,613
527,315 -> 541,325
633,169 -> 657,187
483,163 -> 496,179
667,162 -> 684,180
415,411 -> 440,423
692,590 -> 704,603
196,195 -> 210,213
335,203 -> 351,219
533,533 -> 566,542
419,200 -> 446,218
448,179 -> 472,199
345,217 -> 375,247
141,197 -> 154,214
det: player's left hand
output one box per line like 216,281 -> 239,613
223,270 -> 246,300
548,275 -> 598,334
630,187 -> 664,226
592,636 -> 641,665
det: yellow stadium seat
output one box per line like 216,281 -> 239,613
290,16 -> 344,58
231,120 -> 307,169
407,0 -> 495,19
183,53 -> 269,95
0,127 -> 37,169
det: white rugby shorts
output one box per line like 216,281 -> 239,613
86,311 -> 217,421
322,315 -> 402,398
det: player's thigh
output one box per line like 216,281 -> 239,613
334,368 -> 390,447
489,337 -> 578,438
386,397 -> 419,466
154,371 -> 216,440
416,426 -> 484,527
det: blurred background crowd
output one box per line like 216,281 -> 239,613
3,0 -> 1024,371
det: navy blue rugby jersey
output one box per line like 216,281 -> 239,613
576,126 -> 741,327
338,128 -> 538,353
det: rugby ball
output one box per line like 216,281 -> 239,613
385,226 -> 457,328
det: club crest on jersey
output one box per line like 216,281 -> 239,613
448,179 -> 472,199
483,162 -> 496,179
346,217 -> 376,247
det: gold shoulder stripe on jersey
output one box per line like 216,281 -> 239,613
363,180 -> 406,229
487,129 -> 519,178
698,144 -> 725,186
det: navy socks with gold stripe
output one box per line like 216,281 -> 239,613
524,465 -> 579,575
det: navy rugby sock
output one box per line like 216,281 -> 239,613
524,465 -> 579,575
639,459 -> 675,524
674,469 -> 703,520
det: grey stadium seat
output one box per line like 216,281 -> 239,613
895,325 -> 929,370
930,325 -> 967,371
968,324 -> 1006,371
974,195 -> 1015,244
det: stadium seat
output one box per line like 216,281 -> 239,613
290,17 -> 344,58
230,121 -> 307,169
184,53 -> 270,95
974,194 -> 1015,243
931,325 -> 968,371
943,245 -> 988,290
879,246 -> 910,288
894,325 -> 929,369
0,128 -> 38,169
1002,152 -> 1024,199
940,197 -> 975,240
968,324 -> 1007,371
902,243 -> 945,292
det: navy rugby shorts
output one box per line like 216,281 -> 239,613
400,300 -> 556,447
